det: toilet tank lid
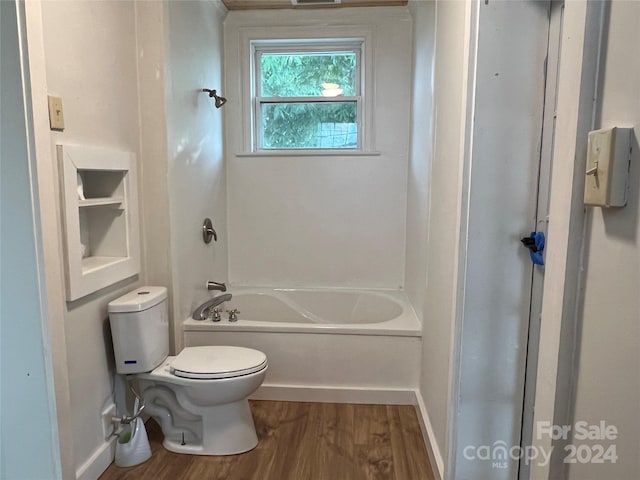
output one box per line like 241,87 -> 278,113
108,286 -> 168,313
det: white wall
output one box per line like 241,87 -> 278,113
224,8 -> 412,289
136,0 -> 175,350
39,1 -> 143,477
34,1 -> 229,476
416,1 -> 473,474
405,1 -> 435,321
28,2 -> 228,477
164,0 -> 228,351
135,0 -> 228,354
0,2 -> 61,477
568,2 -> 640,479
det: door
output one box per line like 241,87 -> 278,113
450,1 -> 556,479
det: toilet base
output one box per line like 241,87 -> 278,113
159,398 -> 259,456
138,358 -> 267,456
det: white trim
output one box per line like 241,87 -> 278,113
258,95 -> 360,103
250,383 -> 416,405
235,24 -> 376,154
22,1 -> 76,478
209,0 -> 228,17
14,3 -> 65,477
414,390 -> 444,480
444,0 -> 479,478
530,2 -> 605,479
235,150 -> 381,157
75,438 -> 115,480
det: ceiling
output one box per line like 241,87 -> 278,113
222,0 -> 408,10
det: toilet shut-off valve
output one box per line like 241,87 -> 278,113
109,376 -> 146,438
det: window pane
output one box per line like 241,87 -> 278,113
260,52 -> 357,97
261,102 -> 358,149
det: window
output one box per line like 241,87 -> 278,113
252,40 -> 363,151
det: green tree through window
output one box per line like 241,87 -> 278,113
261,53 -> 356,96
257,50 -> 360,149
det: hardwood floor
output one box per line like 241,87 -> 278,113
99,400 -> 435,480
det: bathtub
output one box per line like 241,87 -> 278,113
183,288 -> 422,404
184,287 -> 421,335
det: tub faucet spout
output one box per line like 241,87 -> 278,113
206,281 -> 227,292
192,293 -> 232,320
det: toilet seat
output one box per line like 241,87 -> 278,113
170,346 -> 267,380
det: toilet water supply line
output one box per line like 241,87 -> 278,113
110,377 -> 199,444
110,375 -> 146,438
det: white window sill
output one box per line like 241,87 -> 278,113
235,150 -> 381,158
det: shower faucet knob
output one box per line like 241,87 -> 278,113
210,308 -> 221,322
228,309 -> 240,322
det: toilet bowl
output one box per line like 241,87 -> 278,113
109,287 -> 268,456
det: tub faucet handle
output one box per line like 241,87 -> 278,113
209,308 -> 221,322
228,309 -> 240,322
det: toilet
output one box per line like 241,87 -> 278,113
108,286 -> 267,456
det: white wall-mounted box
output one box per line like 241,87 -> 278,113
584,127 -> 633,207
58,145 -> 140,301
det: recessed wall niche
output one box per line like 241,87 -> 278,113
58,144 -> 140,301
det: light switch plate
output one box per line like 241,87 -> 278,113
584,126 -> 632,207
47,95 -> 65,131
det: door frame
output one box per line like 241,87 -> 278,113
19,1 -> 77,478
529,2 -> 608,479
445,1 -> 561,478
445,1 -> 609,479
518,2 -> 565,479
2,0 -> 64,477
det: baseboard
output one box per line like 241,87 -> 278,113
75,437 -> 115,480
251,383 -> 416,405
414,389 -> 444,480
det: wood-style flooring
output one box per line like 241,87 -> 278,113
99,400 -> 435,480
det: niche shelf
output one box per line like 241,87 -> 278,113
78,197 -> 124,208
58,144 -> 140,301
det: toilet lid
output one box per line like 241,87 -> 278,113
170,346 -> 267,380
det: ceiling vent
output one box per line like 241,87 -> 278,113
291,0 -> 341,6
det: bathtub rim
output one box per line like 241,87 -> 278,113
183,287 -> 421,338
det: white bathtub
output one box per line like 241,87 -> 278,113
183,288 -> 422,404
183,287 -> 420,336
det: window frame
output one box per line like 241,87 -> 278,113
251,39 -> 365,152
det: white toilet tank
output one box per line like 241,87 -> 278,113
109,286 -> 169,375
